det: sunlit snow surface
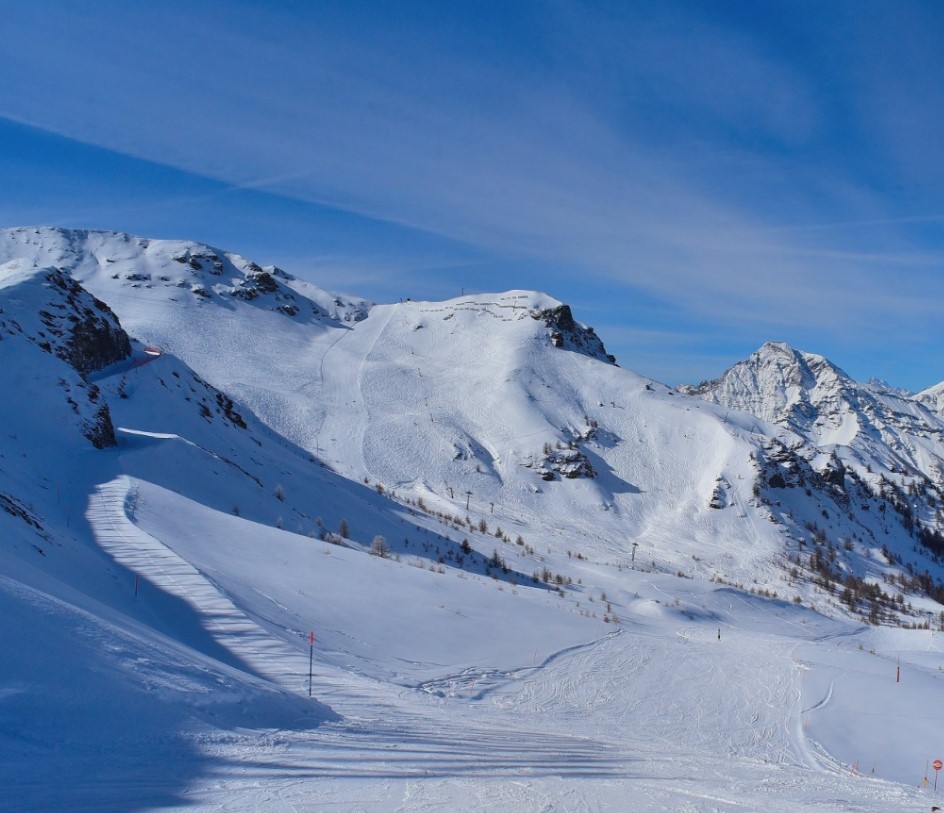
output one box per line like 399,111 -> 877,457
1,229 -> 942,811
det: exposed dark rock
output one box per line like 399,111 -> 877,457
0,491 -> 44,531
84,403 -> 118,449
41,270 -> 132,375
535,446 -> 596,480
216,392 -> 247,429
232,269 -> 281,301
821,454 -> 846,488
532,305 -> 616,365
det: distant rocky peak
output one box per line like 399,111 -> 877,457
748,341 -> 847,387
680,341 -> 855,425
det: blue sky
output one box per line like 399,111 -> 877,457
3,0 -> 944,389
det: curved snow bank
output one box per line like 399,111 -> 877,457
87,476 -> 311,689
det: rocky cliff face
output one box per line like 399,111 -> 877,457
0,262 -> 129,448
39,269 -> 132,376
532,304 -> 616,365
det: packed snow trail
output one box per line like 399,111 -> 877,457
87,476 -> 307,690
82,474 -> 927,811
83,476 -> 898,810
171,624 -> 924,813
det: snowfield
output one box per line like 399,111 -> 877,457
2,229 -> 944,811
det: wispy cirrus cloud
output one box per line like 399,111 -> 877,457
3,0 -> 944,388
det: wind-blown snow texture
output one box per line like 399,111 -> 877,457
2,227 -> 944,811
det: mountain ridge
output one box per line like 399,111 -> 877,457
4,226 -> 944,808
6,227 -> 944,611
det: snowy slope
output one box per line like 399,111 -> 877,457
917,379 -> 944,417
0,229 -> 790,588
0,227 -> 370,447
0,260 -> 614,805
3,230 -> 944,811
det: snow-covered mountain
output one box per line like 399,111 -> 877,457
0,228 -> 781,586
3,227 -> 944,811
7,226 -> 944,621
682,340 -> 944,541
681,341 -> 944,463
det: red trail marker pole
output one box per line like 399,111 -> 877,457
308,631 -> 315,698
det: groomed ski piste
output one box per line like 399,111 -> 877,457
3,229 -> 944,811
6,467 -> 939,812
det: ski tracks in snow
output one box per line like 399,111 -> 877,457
315,303 -> 397,478
486,625 -> 822,771
415,630 -> 623,702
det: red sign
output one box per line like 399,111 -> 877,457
933,759 -> 942,771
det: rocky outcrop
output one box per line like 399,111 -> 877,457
40,269 -> 132,375
532,304 -> 616,365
